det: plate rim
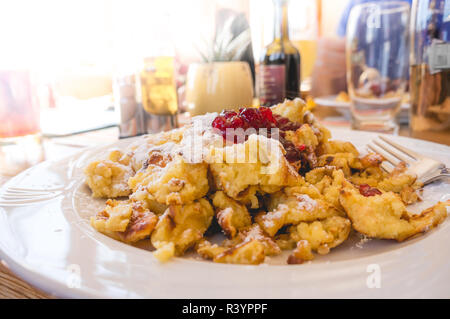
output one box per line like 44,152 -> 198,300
314,94 -> 410,110
0,130 -> 449,298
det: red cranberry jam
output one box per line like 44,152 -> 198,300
359,184 -> 382,197
211,107 -> 305,162
212,107 -> 277,134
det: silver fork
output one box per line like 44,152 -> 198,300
368,135 -> 450,185
0,186 -> 64,206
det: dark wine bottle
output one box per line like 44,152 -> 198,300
259,0 -> 301,107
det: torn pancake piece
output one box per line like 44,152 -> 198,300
339,180 -> 448,241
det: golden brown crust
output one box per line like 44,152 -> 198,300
211,191 -> 252,238
118,206 -> 158,243
287,240 -> 314,264
91,200 -> 157,243
214,240 -> 266,265
196,224 -> 280,264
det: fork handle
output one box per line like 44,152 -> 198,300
423,167 -> 450,185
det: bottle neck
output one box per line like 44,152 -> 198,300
273,0 -> 289,42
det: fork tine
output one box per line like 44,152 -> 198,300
378,135 -> 422,160
366,146 -> 394,173
1,193 -> 48,199
7,186 -> 64,192
373,139 -> 415,165
4,189 -> 51,195
0,195 -> 59,206
0,191 -> 60,202
380,161 -> 394,173
0,186 -> 63,206
368,143 -> 401,167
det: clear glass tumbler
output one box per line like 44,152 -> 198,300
0,69 -> 44,175
346,1 -> 410,132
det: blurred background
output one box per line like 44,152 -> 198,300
0,0 -> 348,133
0,0 -> 448,176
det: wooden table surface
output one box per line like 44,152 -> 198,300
0,108 -> 449,299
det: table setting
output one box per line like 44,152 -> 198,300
0,0 -> 449,300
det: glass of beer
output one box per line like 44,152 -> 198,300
137,56 -> 179,134
346,1 -> 410,132
289,0 -> 319,93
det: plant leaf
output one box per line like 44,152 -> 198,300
196,15 -> 252,62
227,28 -> 251,61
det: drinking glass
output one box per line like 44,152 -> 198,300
0,69 -> 44,175
138,56 -> 179,134
288,0 -> 320,93
409,0 -> 450,134
346,1 -> 410,132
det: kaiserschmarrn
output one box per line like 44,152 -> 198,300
85,98 -> 449,265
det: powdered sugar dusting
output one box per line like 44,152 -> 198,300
295,194 -> 317,212
355,234 -> 371,249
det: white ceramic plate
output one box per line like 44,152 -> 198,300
314,95 -> 410,123
0,129 -> 449,298
314,95 -> 410,110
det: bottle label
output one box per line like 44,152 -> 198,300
428,40 -> 450,74
444,0 -> 450,23
259,65 -> 286,106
